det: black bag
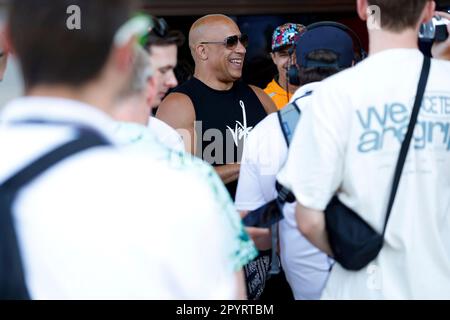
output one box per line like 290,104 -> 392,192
325,56 -> 431,271
242,183 -> 296,228
0,126 -> 109,299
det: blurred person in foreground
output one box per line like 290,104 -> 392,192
0,0 -> 252,299
111,47 -> 258,291
278,0 -> 450,299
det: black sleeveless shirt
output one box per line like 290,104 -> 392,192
174,77 -> 267,198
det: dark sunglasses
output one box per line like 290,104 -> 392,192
200,34 -> 249,49
138,16 -> 169,48
153,17 -> 169,38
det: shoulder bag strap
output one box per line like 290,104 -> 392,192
382,55 -> 431,235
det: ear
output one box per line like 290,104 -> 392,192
113,37 -> 135,72
420,0 -> 436,24
357,0 -> 369,21
195,44 -> 208,61
270,52 -> 276,63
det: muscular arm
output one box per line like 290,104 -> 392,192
156,93 -> 196,154
250,85 -> 277,115
214,163 -> 240,185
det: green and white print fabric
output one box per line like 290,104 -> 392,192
114,122 -> 258,271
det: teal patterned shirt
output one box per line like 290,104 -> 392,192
114,122 -> 257,271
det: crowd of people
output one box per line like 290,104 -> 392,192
0,0 -> 449,300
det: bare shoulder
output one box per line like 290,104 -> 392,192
157,92 -> 195,114
249,84 -> 266,96
249,85 -> 277,114
156,92 -> 196,129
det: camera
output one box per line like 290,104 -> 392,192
419,15 -> 449,42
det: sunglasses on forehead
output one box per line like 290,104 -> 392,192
200,34 -> 249,49
114,14 -> 155,47
138,17 -> 169,48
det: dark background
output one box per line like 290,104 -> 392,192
142,0 -> 450,88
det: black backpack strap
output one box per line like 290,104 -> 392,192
275,92 -> 314,205
1,129 -> 109,191
275,99 -> 303,205
275,181 -> 296,203
0,128 -> 110,300
382,56 -> 431,235
277,100 -> 301,147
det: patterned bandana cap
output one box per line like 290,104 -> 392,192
271,23 -> 306,52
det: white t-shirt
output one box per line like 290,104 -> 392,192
148,116 -> 185,152
235,83 -> 332,300
278,49 -> 450,299
113,121 -> 258,272
290,83 -> 315,103
0,97 -> 246,299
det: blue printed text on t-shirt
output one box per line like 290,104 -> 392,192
356,93 -> 450,153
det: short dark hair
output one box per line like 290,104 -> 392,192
368,0 -> 429,31
298,50 -> 340,86
8,0 -> 136,88
272,44 -> 293,54
143,30 -> 185,53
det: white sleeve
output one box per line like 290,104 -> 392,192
235,126 -> 267,211
161,130 -> 185,153
148,117 -> 186,153
277,80 -> 351,210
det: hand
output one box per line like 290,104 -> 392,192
239,211 -> 272,250
239,211 -> 249,219
431,11 -> 450,60
245,227 -> 272,251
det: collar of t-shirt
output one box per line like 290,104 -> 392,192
0,96 -> 120,144
289,82 -> 321,104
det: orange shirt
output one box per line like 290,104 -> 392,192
264,79 -> 290,110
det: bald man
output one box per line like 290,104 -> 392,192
156,14 -> 276,199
